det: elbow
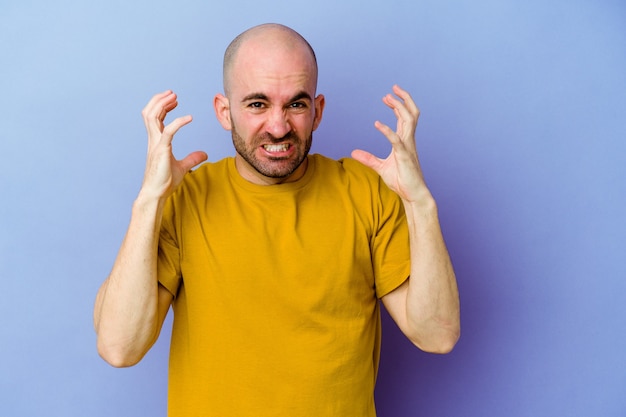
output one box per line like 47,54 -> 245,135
96,337 -> 144,368
416,330 -> 460,354
409,322 -> 461,354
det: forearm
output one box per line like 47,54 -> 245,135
403,195 -> 460,353
94,193 -> 166,366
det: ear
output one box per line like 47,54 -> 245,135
213,94 -> 232,130
312,94 -> 325,131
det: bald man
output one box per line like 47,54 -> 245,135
94,23 -> 459,416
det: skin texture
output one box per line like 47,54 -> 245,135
353,84 -> 460,352
94,23 -> 459,369
214,24 -> 324,184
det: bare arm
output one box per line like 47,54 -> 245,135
94,91 -> 208,367
352,85 -> 460,353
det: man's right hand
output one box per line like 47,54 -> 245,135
140,90 -> 208,200
95,91 -> 205,367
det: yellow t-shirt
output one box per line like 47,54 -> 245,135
158,154 -> 410,416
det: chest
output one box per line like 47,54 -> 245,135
176,184 -> 377,311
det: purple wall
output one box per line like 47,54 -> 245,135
1,1 -> 624,416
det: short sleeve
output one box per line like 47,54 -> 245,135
157,196 -> 182,297
372,179 -> 411,298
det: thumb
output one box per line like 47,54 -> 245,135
180,151 -> 209,172
351,149 -> 382,172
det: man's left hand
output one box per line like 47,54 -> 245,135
352,85 -> 431,204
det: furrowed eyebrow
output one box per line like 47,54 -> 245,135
241,93 -> 269,102
240,91 -> 312,103
289,91 -> 312,102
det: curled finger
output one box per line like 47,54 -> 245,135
142,90 -> 179,138
375,120 -> 400,145
161,115 -> 193,145
391,85 -> 420,118
383,91 -> 417,126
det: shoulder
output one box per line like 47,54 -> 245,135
177,158 -> 230,192
165,158 -> 232,209
309,154 -> 402,211
186,158 -> 230,183
310,154 -> 380,184
312,154 -> 392,193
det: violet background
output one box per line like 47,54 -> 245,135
1,0 -> 625,415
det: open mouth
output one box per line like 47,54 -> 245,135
263,143 -> 290,153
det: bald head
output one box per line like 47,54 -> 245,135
222,24 -> 318,96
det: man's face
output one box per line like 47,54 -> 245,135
218,40 -> 324,184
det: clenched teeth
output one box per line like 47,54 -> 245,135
263,144 -> 290,152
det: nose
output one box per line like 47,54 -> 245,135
266,108 -> 292,138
